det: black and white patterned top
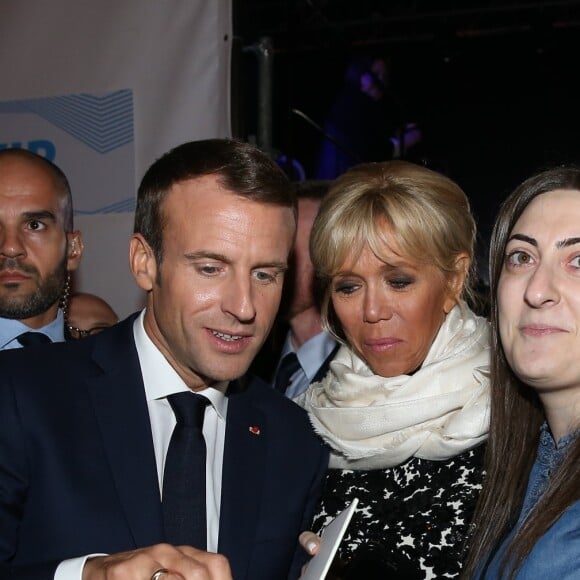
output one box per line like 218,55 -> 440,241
312,445 -> 485,579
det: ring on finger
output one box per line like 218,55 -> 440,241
151,568 -> 169,580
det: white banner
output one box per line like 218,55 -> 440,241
0,0 -> 232,317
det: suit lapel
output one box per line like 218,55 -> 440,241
218,381 -> 267,577
86,316 -> 164,548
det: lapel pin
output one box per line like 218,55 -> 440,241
249,425 -> 261,435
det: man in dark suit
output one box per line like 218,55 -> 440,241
0,140 -> 328,580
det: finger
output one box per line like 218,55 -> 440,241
299,531 -> 320,555
168,546 -> 232,579
150,567 -> 171,580
84,550 -> 166,580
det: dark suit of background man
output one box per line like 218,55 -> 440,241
0,149 -> 84,348
0,139 -> 328,580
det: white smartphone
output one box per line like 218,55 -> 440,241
301,498 -> 359,580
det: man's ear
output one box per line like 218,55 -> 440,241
443,253 -> 470,314
66,231 -> 84,272
129,234 -> 157,292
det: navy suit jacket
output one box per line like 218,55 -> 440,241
0,315 -> 328,579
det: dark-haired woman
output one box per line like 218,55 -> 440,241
464,167 -> 580,579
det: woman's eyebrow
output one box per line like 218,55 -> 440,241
556,237 -> 580,249
507,233 -> 536,246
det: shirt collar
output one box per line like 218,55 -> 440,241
537,421 -> 580,469
280,329 -> 337,381
0,309 -> 66,349
132,309 -> 227,420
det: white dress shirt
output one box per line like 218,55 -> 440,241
55,310 -> 228,579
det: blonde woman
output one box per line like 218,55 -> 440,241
298,161 -> 490,578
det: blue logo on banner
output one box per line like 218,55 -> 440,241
0,89 -> 135,213
0,140 -> 56,160
0,90 -> 133,155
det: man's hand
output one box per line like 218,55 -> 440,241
83,544 -> 232,580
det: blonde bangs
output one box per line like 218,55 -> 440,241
310,160 -> 477,338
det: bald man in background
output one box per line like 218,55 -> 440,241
66,292 -> 119,339
0,149 -> 83,349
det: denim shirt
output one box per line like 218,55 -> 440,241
480,423 -> 580,579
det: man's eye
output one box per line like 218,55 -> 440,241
253,270 -> 277,283
27,220 -> 46,231
198,265 -> 221,275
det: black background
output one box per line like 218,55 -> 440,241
234,1 -> 580,273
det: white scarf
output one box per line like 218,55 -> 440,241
297,304 -> 490,470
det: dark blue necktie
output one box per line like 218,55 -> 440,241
162,392 -> 209,549
16,332 -> 52,347
274,352 -> 301,394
